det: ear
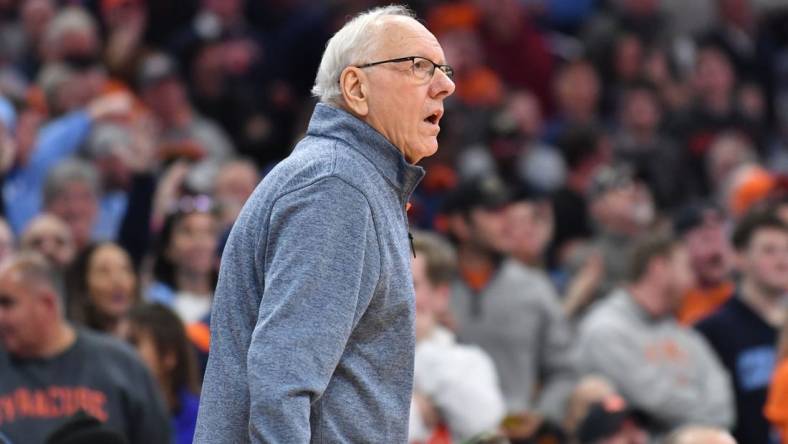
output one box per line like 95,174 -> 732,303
647,256 -> 669,281
38,288 -> 61,316
340,67 -> 369,116
447,213 -> 470,242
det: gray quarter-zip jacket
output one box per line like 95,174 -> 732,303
194,103 -> 424,443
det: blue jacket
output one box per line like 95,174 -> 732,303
194,103 -> 424,443
3,111 -> 91,234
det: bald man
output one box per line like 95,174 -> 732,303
0,253 -> 170,443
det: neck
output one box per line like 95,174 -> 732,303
32,321 -> 76,359
175,269 -> 212,295
628,282 -> 666,317
457,243 -> 496,271
741,277 -> 784,326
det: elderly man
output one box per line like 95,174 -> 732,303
195,5 -> 455,443
0,253 -> 170,443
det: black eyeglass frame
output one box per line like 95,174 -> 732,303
356,56 -> 454,80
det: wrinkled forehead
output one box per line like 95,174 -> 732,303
370,16 -> 445,62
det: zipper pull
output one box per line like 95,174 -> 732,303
409,232 -> 416,258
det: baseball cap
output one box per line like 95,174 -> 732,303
576,395 -> 636,443
673,202 -> 725,237
441,174 -> 512,214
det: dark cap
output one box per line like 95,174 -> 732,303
587,164 -> 635,200
577,396 -> 633,443
442,174 -> 512,214
46,411 -> 128,444
137,53 -> 178,90
673,202 -> 725,237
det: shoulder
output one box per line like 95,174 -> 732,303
77,329 -> 149,374
694,299 -> 736,335
579,293 -> 629,339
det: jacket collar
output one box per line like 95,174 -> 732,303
305,103 -> 425,200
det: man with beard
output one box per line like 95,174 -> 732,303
577,233 -> 734,435
697,209 -> 788,444
442,174 -> 576,426
673,203 -> 735,325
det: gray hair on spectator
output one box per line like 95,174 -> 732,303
44,6 -> 97,51
43,159 -> 101,207
85,123 -> 131,159
311,4 -> 415,106
37,63 -> 75,109
0,251 -> 64,312
412,230 -> 457,286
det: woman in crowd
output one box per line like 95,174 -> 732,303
65,241 -> 139,337
127,303 -> 201,444
147,194 -> 219,324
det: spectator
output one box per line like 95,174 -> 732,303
137,52 -> 234,192
2,91 -> 132,235
506,187 -> 554,268
673,203 -> 735,325
20,213 -> 76,271
574,395 -> 649,444
65,242 -> 139,337
550,125 -> 608,263
42,159 -> 100,250
41,6 -> 100,65
545,59 -> 601,144
613,81 -> 690,209
148,197 -> 219,324
0,252 -> 170,443
408,230 -> 505,443
663,426 -> 738,444
577,233 -> 735,433
443,174 -> 576,424
564,164 -> 656,317
211,158 -> 259,230
127,303 -> 201,444
697,209 -> 788,444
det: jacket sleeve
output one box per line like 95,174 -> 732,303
578,324 -> 728,429
534,281 -> 577,423
246,176 -> 379,442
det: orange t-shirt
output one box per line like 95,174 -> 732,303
765,359 -> 788,444
677,281 -> 734,326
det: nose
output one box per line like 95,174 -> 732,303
430,69 -> 455,99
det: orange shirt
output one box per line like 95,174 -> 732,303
677,281 -> 734,326
765,359 -> 788,444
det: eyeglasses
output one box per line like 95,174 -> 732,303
356,56 -> 454,81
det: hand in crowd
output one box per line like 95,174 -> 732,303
87,91 -> 134,121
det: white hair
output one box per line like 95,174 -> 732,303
44,6 -> 97,50
311,5 -> 415,106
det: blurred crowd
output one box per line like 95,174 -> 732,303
2,0 -> 788,443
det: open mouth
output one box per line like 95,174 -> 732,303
424,110 -> 442,125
